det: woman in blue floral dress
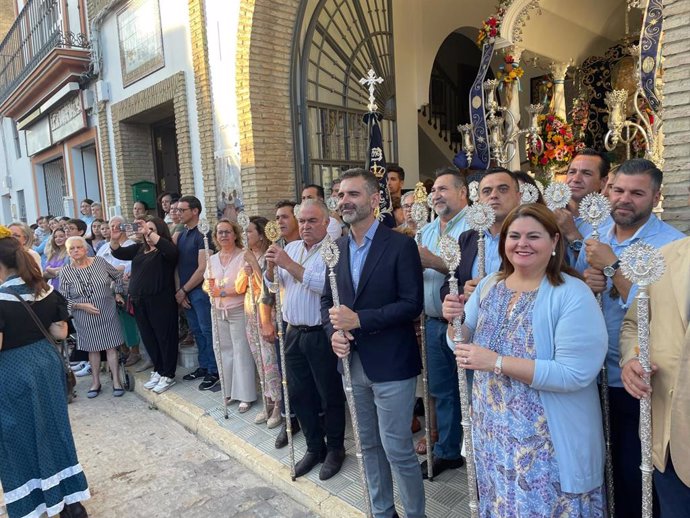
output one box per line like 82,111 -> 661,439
443,204 -> 608,518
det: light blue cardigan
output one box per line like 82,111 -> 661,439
453,272 -> 608,494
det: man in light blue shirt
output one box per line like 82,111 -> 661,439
576,158 -> 685,518
417,167 -> 469,477
553,149 -> 613,264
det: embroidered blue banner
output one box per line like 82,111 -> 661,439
639,0 -> 662,112
468,42 -> 495,170
364,112 -> 395,227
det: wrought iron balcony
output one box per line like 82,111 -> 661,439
0,0 -> 90,110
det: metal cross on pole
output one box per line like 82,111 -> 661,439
359,68 -> 384,113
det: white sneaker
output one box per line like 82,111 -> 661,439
144,372 -> 161,390
70,361 -> 86,371
75,364 -> 92,377
153,376 -> 176,394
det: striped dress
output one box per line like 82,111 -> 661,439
59,256 -> 124,352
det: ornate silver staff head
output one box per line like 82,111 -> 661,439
469,181 -> 479,203
579,193 -> 611,230
620,242 -> 665,287
199,219 -> 210,234
326,196 -> 339,212
320,236 -> 340,269
519,183 -> 539,204
412,182 -> 429,227
466,202 -> 496,232
438,235 -> 461,272
544,182 -> 572,211
427,192 -> 434,210
237,211 -> 250,231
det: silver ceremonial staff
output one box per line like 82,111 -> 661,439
620,242 -> 665,518
544,182 -> 571,213
264,220 -> 296,480
580,192 -> 615,518
320,236 -> 373,518
200,219 -> 229,420
411,181 -> 434,480
237,212 -> 270,419
439,235 -> 479,518
466,202 -> 495,278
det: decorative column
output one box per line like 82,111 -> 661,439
507,45 -> 523,171
549,61 -> 571,120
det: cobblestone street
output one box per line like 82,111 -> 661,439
63,377 -> 316,518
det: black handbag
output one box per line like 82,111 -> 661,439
6,288 -> 77,402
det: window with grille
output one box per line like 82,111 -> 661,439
42,157 -> 67,216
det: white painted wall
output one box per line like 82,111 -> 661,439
0,118 -> 36,224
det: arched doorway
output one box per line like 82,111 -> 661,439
291,0 -> 398,191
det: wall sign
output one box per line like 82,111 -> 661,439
50,95 -> 86,142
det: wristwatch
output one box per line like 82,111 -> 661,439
494,355 -> 504,375
603,259 -> 621,278
568,239 -> 584,252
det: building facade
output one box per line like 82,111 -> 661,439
0,0 -> 687,231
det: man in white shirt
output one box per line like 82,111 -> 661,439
265,199 -> 346,480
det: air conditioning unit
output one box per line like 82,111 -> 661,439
96,80 -> 110,103
82,89 -> 95,110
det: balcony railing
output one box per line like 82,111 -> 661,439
0,0 -> 90,105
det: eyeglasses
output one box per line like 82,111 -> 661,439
402,204 -> 414,210
177,208 -> 191,212
216,230 -> 234,236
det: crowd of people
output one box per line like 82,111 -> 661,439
0,150 -> 688,518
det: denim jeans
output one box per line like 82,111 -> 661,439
349,353 -> 425,518
426,316 -> 462,461
185,288 -> 217,374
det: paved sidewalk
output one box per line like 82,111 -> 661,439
134,367 -> 473,518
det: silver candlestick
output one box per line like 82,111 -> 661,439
439,235 -> 479,518
580,192 -> 615,518
412,182 -> 434,481
200,219 -> 229,420
465,202 -> 496,278
544,182 -> 571,212
321,237 -> 373,518
265,220 -> 296,480
620,242 -> 665,518
238,212 -> 270,422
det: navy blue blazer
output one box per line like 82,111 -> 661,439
321,223 -> 423,383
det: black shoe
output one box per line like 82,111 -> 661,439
183,367 -> 207,381
274,417 -> 300,449
198,374 -> 219,391
421,456 -> 464,479
319,448 -> 346,480
295,447 -> 327,478
60,502 -> 88,518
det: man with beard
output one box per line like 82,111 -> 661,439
323,168 -> 425,518
417,167 -> 469,477
575,158 -> 684,518
553,148 -> 612,262
265,200 -> 346,479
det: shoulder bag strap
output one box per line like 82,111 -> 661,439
4,287 -> 59,348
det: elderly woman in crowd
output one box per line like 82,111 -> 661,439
207,218 -> 257,411
9,222 -> 42,271
235,216 -> 282,427
0,229 -> 90,518
59,235 -> 126,398
443,203 -> 607,517
42,227 -> 69,289
110,217 -> 179,393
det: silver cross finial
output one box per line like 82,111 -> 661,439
359,68 -> 384,112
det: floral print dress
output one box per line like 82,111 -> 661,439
471,281 -> 605,518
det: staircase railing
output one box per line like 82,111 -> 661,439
418,63 -> 465,155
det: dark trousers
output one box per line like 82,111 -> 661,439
284,325 -> 345,453
610,387 -> 660,518
132,292 -> 179,378
655,456 -> 690,518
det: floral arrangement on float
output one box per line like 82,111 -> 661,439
570,95 -> 590,143
476,1 -> 511,47
496,55 -> 524,85
528,113 -> 579,177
